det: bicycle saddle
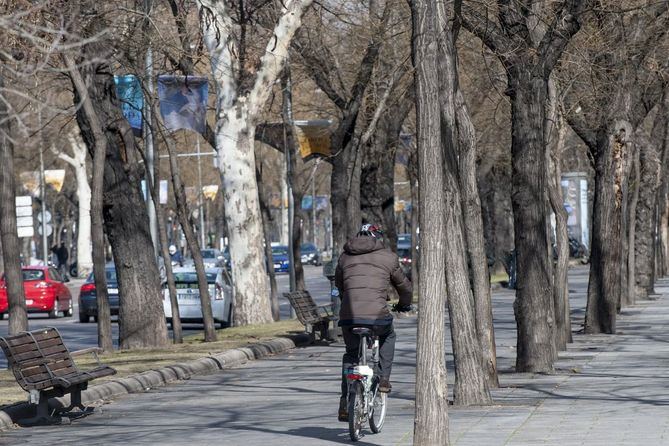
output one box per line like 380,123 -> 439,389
351,327 -> 372,336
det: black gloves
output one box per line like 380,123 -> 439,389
392,303 -> 413,313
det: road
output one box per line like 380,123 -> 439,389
9,266 -> 668,445
0,266 -> 332,367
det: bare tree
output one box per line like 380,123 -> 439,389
52,130 -> 93,278
197,0 -> 314,325
460,0 -> 588,372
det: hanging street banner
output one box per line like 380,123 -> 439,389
157,75 -> 208,135
20,172 -> 40,197
294,120 -> 331,160
202,185 -> 219,201
114,75 -> 143,135
301,195 -> 329,211
44,170 -> 66,192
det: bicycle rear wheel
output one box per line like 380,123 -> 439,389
348,381 -> 364,441
369,388 -> 386,433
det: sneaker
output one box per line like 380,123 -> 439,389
378,378 -> 392,393
338,397 -> 348,422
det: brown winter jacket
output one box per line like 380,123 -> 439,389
334,235 -> 412,326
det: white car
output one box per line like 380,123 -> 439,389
163,267 -> 233,328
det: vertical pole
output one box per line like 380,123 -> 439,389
197,138 -> 205,248
282,63 -> 297,301
311,166 -> 317,246
38,110 -> 48,263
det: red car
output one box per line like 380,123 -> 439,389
0,266 -> 73,319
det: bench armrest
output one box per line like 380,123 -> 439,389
316,303 -> 335,318
71,347 -> 103,366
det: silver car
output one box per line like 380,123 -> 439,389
163,267 -> 233,328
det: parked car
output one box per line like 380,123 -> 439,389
0,266 -> 73,319
200,249 -> 225,269
163,267 -> 233,328
300,243 -> 322,266
397,233 -> 411,249
271,245 -> 290,273
79,264 -> 120,323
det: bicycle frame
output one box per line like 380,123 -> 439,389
346,334 -> 380,414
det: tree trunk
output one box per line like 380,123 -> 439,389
216,110 -> 272,325
0,74 -> 27,335
547,116 -> 571,349
69,47 -> 168,349
164,134 -> 217,342
411,0 -> 450,441
408,148 -> 420,294
62,131 -> 93,278
453,88 -> 497,387
256,163 -> 279,321
634,133 -> 662,300
508,71 -> 556,371
64,54 -> 113,351
331,141 -> 363,255
586,121 -> 632,334
147,150 -> 182,343
626,146 -> 640,307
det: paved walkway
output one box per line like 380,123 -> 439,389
2,267 -> 669,445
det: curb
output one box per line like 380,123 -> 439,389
0,332 -> 313,431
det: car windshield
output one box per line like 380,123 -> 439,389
272,246 -> 288,256
398,248 -> 411,258
174,272 -> 217,283
22,270 -> 45,281
86,268 -> 118,283
201,250 -> 216,259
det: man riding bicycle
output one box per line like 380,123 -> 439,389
335,224 -> 413,422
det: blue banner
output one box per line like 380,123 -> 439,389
301,195 -> 329,211
114,75 -> 143,135
157,75 -> 209,135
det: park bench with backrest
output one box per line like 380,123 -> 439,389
284,290 -> 337,341
0,327 -> 116,425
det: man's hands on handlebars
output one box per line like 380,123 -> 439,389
391,303 -> 414,313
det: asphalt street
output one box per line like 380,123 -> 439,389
0,266 -> 332,367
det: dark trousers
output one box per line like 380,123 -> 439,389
341,323 -> 396,397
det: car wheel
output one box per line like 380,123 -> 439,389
93,315 -> 98,323
48,300 -> 61,319
0,313 -> 4,320
65,300 -> 74,317
79,313 -> 89,323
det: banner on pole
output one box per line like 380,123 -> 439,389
20,172 -> 40,197
44,170 -> 65,192
157,75 -> 209,135
202,185 -> 219,201
301,195 -> 329,211
294,120 -> 331,160
114,75 -> 143,135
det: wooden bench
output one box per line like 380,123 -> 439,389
284,290 -> 337,340
0,327 -> 116,425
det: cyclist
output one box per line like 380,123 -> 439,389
335,223 -> 413,422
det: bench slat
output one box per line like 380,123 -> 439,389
10,337 -> 63,355
5,329 -> 59,347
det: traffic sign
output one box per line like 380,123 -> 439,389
17,227 -> 34,238
37,211 -> 51,223
37,224 -> 53,237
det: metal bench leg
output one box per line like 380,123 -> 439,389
57,387 -> 95,419
18,391 -> 68,427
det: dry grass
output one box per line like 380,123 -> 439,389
0,320 -> 303,407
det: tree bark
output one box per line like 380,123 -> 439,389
508,71 -> 556,370
68,43 -> 168,349
411,0 -> 450,442
256,162 -> 279,321
626,145 -> 640,307
64,54 -> 113,351
164,133 -> 217,342
546,94 -> 571,349
58,131 -> 93,278
454,87 -> 497,388
408,145 -> 420,294
634,133 -> 662,300
0,73 -> 27,335
586,122 -> 632,334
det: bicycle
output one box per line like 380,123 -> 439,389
345,327 -> 387,441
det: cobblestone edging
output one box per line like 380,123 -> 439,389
0,333 -> 313,430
